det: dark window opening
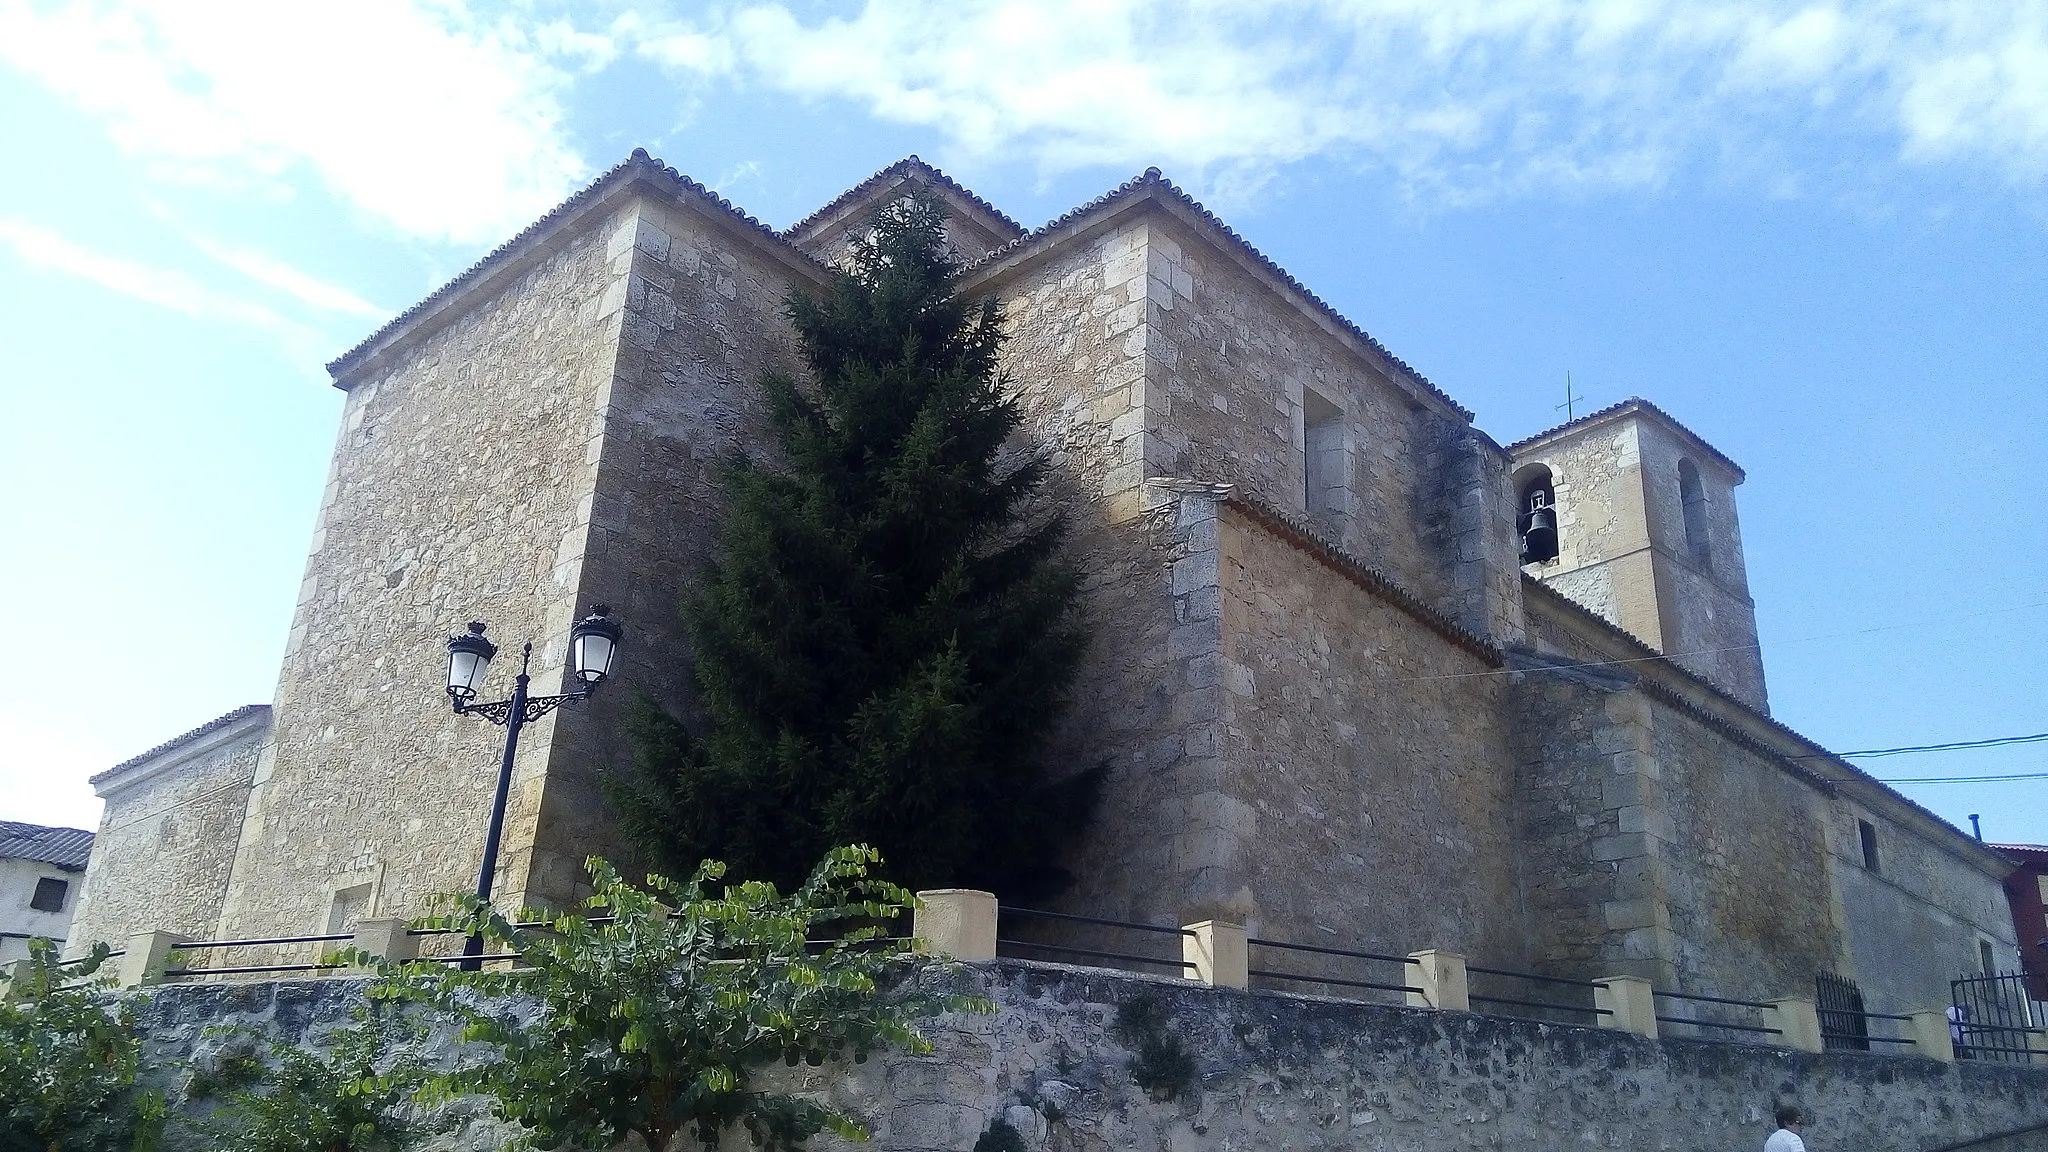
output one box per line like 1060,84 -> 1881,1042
30,876 -> 68,913
1858,820 -> 1880,872
1517,470 -> 1558,564
1302,388 -> 1345,518
1678,458 -> 1711,567
1981,940 -> 1997,975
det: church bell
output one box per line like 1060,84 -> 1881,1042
1520,505 -> 1558,564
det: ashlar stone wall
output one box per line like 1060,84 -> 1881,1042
217,198 -> 642,943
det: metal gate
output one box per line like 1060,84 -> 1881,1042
1816,970 -> 1870,1052
1949,972 -> 2047,1064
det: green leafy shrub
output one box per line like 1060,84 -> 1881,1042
0,939 -> 164,1152
188,1010 -> 422,1152
367,846 -> 986,1152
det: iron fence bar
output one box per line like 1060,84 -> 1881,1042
1654,1016 -> 1781,1035
1246,967 -> 1423,995
1463,965 -> 1604,989
1246,938 -> 1409,965
163,963 -> 350,976
416,954 -> 523,964
998,907 -> 1194,937
1820,1033 -> 1915,1044
996,940 -> 1195,969
1467,993 -> 1608,1015
1955,1043 -> 2046,1057
1653,990 -> 1775,1010
174,934 -> 354,949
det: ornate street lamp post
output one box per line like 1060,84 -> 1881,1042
444,605 -> 623,967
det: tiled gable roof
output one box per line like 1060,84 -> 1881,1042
0,821 -> 93,871
961,168 -> 1475,423
325,150 -> 831,385
783,155 -> 1026,243
91,704 -> 270,785
1506,396 -> 1745,480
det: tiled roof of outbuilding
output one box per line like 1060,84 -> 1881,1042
962,168 -> 1474,422
1505,396 -> 1745,480
90,704 -> 271,785
783,155 -> 1026,242
0,821 -> 93,871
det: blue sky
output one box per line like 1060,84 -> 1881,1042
0,0 -> 2043,845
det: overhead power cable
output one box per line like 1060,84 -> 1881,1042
1876,772 -> 2048,785
1821,731 -> 2048,759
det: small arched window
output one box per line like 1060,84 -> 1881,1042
1516,467 -> 1558,564
1678,459 -> 1710,566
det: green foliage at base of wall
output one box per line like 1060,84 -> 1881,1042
185,1011 -> 424,1152
0,940 -> 164,1152
1112,993 -> 1196,1103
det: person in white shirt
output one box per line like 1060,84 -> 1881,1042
1764,1105 -> 1807,1151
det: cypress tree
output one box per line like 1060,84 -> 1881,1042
615,195 -> 1099,898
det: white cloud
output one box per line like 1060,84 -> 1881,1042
624,0 -> 2048,201
0,0 -> 595,244
188,237 -> 391,320
0,218 -> 296,330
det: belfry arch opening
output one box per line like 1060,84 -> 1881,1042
1678,458 -> 1710,567
1515,465 -> 1559,565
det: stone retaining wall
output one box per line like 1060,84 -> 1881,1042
131,960 -> 2048,1152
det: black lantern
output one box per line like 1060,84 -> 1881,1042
568,605 -> 623,687
445,622 -> 498,701
438,606 -> 624,968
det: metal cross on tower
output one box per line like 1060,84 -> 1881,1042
1556,372 -> 1586,420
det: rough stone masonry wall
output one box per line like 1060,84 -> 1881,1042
1215,505 -> 1528,964
1134,213 -> 1496,636
979,220 -> 1200,924
1649,704 -> 1845,1001
516,194 -> 818,910
1830,793 -> 2024,1017
66,723 -> 266,953
216,212 -> 628,943
129,963 -> 2048,1152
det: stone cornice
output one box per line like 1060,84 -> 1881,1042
1507,397 -> 1746,484
91,706 -> 271,800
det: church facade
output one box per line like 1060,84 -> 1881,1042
66,153 -> 2017,1017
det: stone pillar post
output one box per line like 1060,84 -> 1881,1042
1908,1009 -> 1955,1062
1768,997 -> 1824,1053
350,918 -> 416,964
118,931 -> 188,989
1183,920 -> 1247,989
1405,950 -> 1470,1011
1595,975 -> 1659,1038
913,890 -> 997,961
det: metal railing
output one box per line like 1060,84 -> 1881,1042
996,907 -> 1196,975
1246,936 -> 1420,1000
1465,963 -> 1610,1024
1651,989 -> 1783,1045
1950,973 -> 2048,1064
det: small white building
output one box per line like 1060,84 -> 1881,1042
0,821 -> 93,963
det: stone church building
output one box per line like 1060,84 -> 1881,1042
66,153 -> 2018,1017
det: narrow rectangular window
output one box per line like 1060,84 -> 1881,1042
1302,388 -> 1345,519
1980,940 -> 1996,975
30,877 -> 68,913
1858,820 -> 1880,872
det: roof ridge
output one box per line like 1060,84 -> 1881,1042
93,703 -> 271,784
1506,396 -> 1745,479
963,168 -> 1473,422
783,155 -> 1027,241
327,150 -> 830,382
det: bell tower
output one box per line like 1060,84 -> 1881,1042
1506,398 -> 1768,713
